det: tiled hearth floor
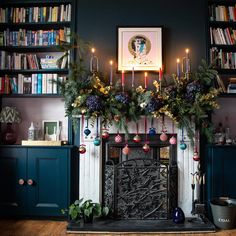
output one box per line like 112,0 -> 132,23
0,219 -> 236,236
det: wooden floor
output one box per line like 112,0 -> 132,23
0,220 -> 236,236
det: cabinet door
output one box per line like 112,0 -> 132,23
27,148 -> 69,216
0,148 -> 27,215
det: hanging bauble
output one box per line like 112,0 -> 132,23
149,127 -> 156,136
78,144 -> 86,154
122,144 -> 130,155
102,130 -> 109,139
114,115 -> 120,122
93,137 -> 101,146
133,134 -> 141,143
142,143 -> 150,153
179,142 -> 187,150
169,136 -> 177,145
193,151 -> 200,161
115,134 -> 122,143
160,132 -> 168,142
84,128 -> 91,136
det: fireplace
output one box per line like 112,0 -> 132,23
102,134 -> 178,220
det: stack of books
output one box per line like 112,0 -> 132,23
227,78 -> 236,93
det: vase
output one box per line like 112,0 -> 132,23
173,207 -> 185,224
1,123 -> 17,145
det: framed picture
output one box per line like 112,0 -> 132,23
118,27 -> 162,71
42,120 -> 61,141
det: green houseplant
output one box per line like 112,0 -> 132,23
63,198 -> 109,223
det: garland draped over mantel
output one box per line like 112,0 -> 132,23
58,37 -> 220,143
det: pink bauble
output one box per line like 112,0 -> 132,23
193,152 -> 200,161
169,136 -> 177,145
78,145 -> 86,154
122,145 -> 130,155
115,134 -> 122,143
133,134 -> 141,143
102,130 -> 109,139
142,143 -> 150,153
160,132 -> 168,142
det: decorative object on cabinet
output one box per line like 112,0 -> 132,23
0,106 -> 21,144
117,27 -> 162,71
42,120 -> 61,141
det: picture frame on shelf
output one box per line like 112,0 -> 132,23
42,120 -> 61,141
117,27 -> 162,71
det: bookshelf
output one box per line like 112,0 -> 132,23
207,0 -> 236,93
0,0 -> 77,217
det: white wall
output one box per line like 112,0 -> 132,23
79,117 -> 199,217
1,97 -> 68,143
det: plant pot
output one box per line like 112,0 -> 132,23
83,213 -> 93,223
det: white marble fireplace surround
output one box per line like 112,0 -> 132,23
79,116 -> 198,217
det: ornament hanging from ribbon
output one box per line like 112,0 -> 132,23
133,122 -> 141,143
169,121 -> 177,145
149,117 -> 156,136
193,130 -> 200,161
93,117 -> 101,146
79,114 -> 86,154
143,116 -> 150,153
122,137 -> 130,155
160,115 -> 168,142
179,127 -> 187,150
84,118 -> 91,137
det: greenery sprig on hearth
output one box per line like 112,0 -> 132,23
58,36 -> 220,143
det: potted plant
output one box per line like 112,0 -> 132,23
63,198 -> 109,223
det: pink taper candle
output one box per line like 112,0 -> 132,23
159,67 -> 162,81
144,72 -> 147,89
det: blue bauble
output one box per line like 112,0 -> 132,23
179,142 -> 187,150
149,127 -> 156,136
173,207 -> 185,224
84,128 -> 91,136
93,138 -> 101,146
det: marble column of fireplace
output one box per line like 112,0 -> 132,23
79,117 -> 198,217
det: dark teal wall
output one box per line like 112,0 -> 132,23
76,0 -> 207,86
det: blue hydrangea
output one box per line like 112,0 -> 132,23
145,97 -> 163,112
86,95 -> 103,112
115,93 -> 129,104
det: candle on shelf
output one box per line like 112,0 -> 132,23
132,67 -> 135,88
122,70 -> 125,92
176,58 -> 180,77
144,72 -> 148,89
109,60 -> 113,86
90,47 -> 99,72
185,48 -> 190,74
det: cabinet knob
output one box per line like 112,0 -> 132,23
18,179 -> 25,185
27,179 -> 34,186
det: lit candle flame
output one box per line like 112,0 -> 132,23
144,72 -> 148,77
177,58 -> 180,63
91,48 -> 95,53
185,48 -> 189,54
110,60 -> 113,65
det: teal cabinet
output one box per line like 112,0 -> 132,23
0,146 -> 72,217
206,145 -> 236,215
0,148 -> 27,215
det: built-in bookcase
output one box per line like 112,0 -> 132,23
0,0 -> 76,144
208,0 -> 236,95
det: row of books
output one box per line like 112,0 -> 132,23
209,4 -> 236,22
210,47 -> 236,69
210,27 -> 236,45
227,78 -> 236,93
0,51 -> 68,70
0,74 -> 67,94
0,4 -> 71,23
0,28 -> 70,47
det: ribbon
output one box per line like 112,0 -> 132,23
96,117 -> 99,138
181,127 -> 184,142
81,114 -> 85,143
145,116 -> 147,142
136,122 -> 139,135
